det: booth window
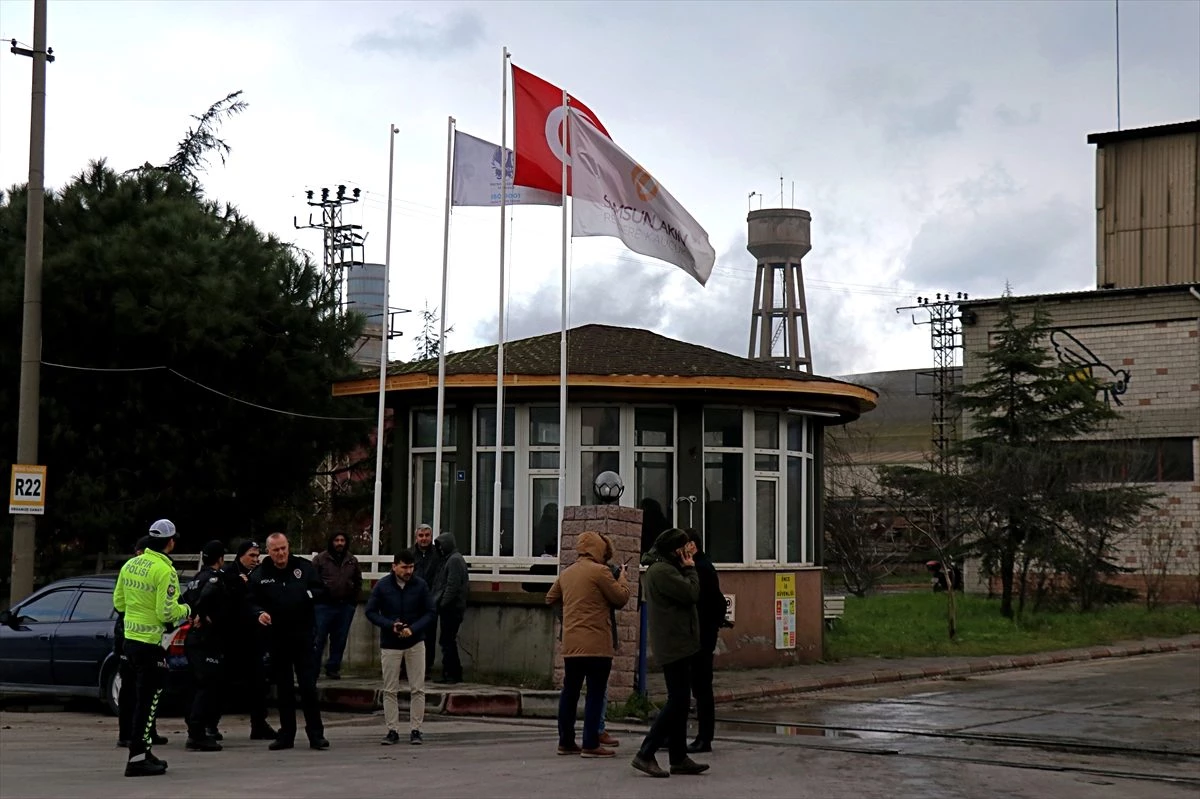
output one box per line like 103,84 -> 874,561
474,405 -> 516,557
409,408 -> 457,550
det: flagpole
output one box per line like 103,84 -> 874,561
556,94 -> 570,564
371,123 -> 400,566
492,46 -> 511,558
432,115 -> 455,541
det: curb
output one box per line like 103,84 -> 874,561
316,638 -> 1200,715
710,638 -> 1200,705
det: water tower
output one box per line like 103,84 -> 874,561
347,262 -> 387,367
746,208 -> 813,373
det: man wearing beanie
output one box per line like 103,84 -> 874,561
631,528 -> 708,778
182,540 -> 232,751
222,540 -> 277,740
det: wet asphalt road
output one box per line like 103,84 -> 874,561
1,651 -> 1197,798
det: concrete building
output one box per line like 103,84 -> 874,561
959,284 -> 1200,599
331,324 -> 876,682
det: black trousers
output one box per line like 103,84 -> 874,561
268,634 -> 324,743
558,656 -> 612,750
117,653 -> 136,742
439,609 -> 463,680
124,640 -> 167,762
224,630 -> 270,729
638,656 -> 691,766
186,635 -> 224,739
690,632 -> 717,743
424,610 -> 439,675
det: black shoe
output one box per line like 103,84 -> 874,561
145,751 -> 168,770
309,737 -> 330,750
206,727 -> 224,741
434,676 -> 460,685
250,725 -> 278,741
151,733 -> 169,746
186,737 -> 222,752
687,738 -> 712,753
410,730 -> 423,745
631,754 -> 669,778
670,757 -> 709,775
325,670 -> 341,680
268,739 -> 294,751
381,730 -> 400,745
124,759 -> 167,778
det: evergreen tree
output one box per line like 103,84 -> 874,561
412,302 -> 453,361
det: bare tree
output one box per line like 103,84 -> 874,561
1138,515 -> 1180,611
823,429 -> 908,597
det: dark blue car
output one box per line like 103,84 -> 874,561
0,574 -> 190,714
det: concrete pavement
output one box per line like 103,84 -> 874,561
311,634 -> 1200,717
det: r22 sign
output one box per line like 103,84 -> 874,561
9,465 -> 47,516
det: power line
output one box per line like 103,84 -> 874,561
40,361 -> 373,421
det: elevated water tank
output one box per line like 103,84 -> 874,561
346,262 -> 387,332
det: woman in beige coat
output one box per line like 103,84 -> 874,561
545,531 -> 630,757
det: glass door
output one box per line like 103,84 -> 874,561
755,476 -> 779,561
414,455 -> 456,542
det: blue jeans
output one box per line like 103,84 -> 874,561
313,602 -> 355,675
558,656 -> 612,750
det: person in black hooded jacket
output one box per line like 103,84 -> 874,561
181,540 -> 232,751
248,533 -> 329,751
430,532 -> 468,684
684,528 -> 728,753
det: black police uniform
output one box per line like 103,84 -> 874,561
182,563 -> 230,746
223,556 -> 275,737
248,554 -> 328,748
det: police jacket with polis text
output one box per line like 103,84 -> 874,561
182,564 -> 233,648
248,555 -> 327,640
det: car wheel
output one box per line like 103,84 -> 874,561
103,664 -> 120,717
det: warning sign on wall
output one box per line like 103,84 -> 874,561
774,573 -> 796,649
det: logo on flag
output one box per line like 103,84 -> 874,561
451,129 -> 561,208
569,109 -> 715,286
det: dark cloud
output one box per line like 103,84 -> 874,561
994,103 -> 1042,127
885,81 -> 973,140
355,10 -> 483,58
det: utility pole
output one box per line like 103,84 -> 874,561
9,0 -> 55,604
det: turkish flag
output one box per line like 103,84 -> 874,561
511,64 -> 610,195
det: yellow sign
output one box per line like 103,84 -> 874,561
774,573 -> 795,598
9,464 -> 47,516
774,572 -> 797,649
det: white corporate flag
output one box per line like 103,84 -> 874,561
568,108 -> 715,286
451,130 -> 562,208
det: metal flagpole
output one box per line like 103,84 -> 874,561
371,123 -> 399,565
556,94 -> 570,565
432,116 -> 455,541
492,46 -> 511,558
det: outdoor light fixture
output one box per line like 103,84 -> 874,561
593,471 -> 624,504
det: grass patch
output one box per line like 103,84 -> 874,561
466,670 -> 555,690
608,692 -> 660,722
825,592 -> 1200,660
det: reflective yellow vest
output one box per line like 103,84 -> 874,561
113,549 -> 191,645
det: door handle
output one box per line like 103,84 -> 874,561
38,634 -> 51,641
95,633 -> 111,640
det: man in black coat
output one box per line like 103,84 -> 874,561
181,540 -> 233,751
249,533 -> 329,751
685,528 -> 728,754
222,540 -> 276,740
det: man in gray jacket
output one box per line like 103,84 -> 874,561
431,532 -> 468,684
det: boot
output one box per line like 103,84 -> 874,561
124,759 -> 167,778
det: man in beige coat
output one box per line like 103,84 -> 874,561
546,531 -> 630,758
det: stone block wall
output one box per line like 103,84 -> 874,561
553,504 -> 642,702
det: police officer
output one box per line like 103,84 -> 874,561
112,519 -> 191,778
223,540 -> 277,740
182,540 -> 230,752
249,532 -> 330,751
115,535 -> 168,749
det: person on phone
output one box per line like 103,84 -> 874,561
365,548 -> 435,746
595,535 -> 624,748
631,528 -> 707,778
545,531 -> 630,758
684,528 -> 728,754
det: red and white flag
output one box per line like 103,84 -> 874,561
569,109 -> 715,286
511,64 -> 610,195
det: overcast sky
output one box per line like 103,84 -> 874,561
1,0 -> 1197,377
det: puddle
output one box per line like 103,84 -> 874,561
716,720 -> 899,740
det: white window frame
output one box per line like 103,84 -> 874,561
407,406 -> 457,544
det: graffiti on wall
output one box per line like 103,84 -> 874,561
1050,329 -> 1131,406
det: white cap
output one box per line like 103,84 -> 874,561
148,519 -> 177,539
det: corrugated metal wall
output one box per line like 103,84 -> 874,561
1096,131 -> 1200,288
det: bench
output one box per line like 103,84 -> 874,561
823,594 -> 846,629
